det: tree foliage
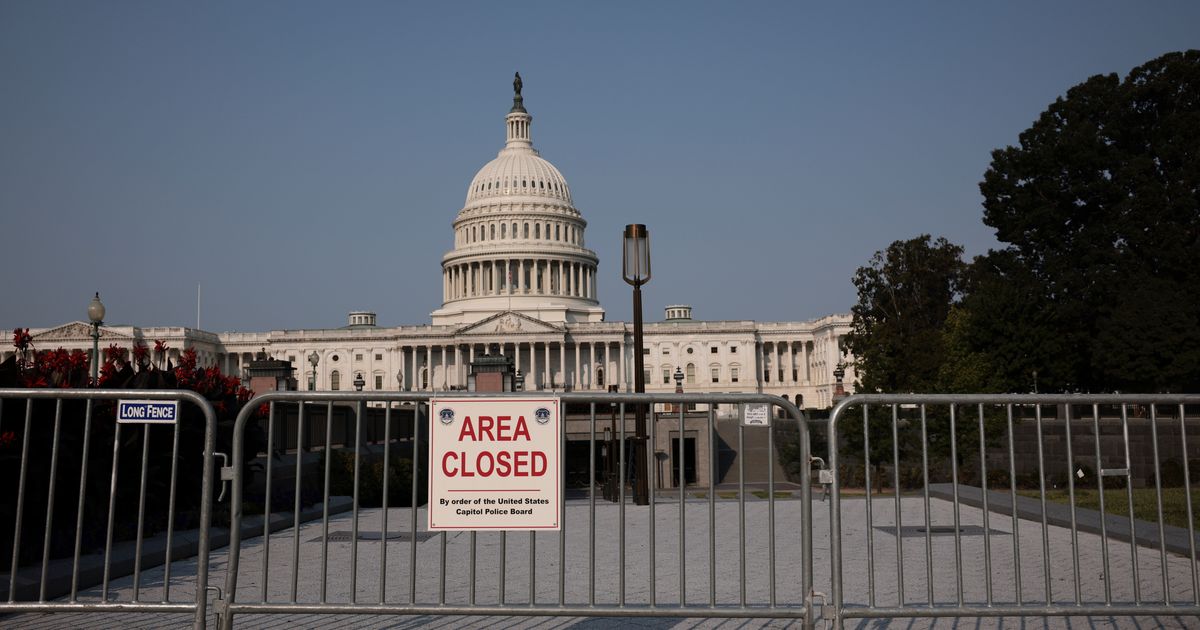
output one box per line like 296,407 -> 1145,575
971,50 -> 1200,392
845,235 -> 965,393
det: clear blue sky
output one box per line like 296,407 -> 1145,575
2,2 -> 1197,332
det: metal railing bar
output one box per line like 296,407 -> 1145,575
920,405 -> 933,608
1035,404 -> 1051,604
500,530 -> 507,606
949,404 -> 963,607
262,401 -> 274,603
320,400 -> 332,604
1179,403 -> 1198,604
619,402 -> 626,608
977,403 -> 992,607
132,422 -> 151,602
1064,403 -> 1082,605
351,400 -> 363,604
1150,404 -> 1169,605
410,402 -> 420,605
100,417 -> 121,601
1006,404 -> 1022,605
863,403 -> 874,608
708,406 -> 716,609
470,530 -> 477,605
891,404 -> 902,607
38,400 -> 63,602
12,400 -> 32,603
292,401 -> 306,603
1092,404 -> 1112,605
768,408 -> 776,609
589,403 -> 596,607
381,404 -> 391,604
69,399 -> 93,602
1120,404 -> 1141,605
649,403 -> 656,608
559,402 -> 567,608
738,411 -> 746,608
162,413 -> 181,603
680,405 -> 687,607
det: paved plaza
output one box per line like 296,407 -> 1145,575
8,495 -> 1200,628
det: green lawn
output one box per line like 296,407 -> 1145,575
1018,488 -> 1200,530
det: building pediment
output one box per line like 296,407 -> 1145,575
456,311 -> 564,336
34,321 -> 132,343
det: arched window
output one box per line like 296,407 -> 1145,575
686,363 -> 695,384
535,224 -> 541,239
471,226 -> 476,242
501,223 -> 506,238
490,224 -> 495,239
524,223 -> 529,238
596,367 -> 604,387
512,222 -> 517,237
330,370 -> 341,391
555,225 -> 560,240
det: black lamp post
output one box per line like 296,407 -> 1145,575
622,224 -> 651,505
354,373 -> 365,391
87,292 -> 105,384
674,366 -> 683,393
514,369 -> 525,392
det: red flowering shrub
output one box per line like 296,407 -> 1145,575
0,328 -> 266,571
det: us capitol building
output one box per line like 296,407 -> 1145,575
5,79 -> 855,411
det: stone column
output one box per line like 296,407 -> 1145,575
558,342 -> 566,390
573,342 -> 581,389
543,342 -> 551,388
558,261 -> 565,296
618,338 -> 626,391
518,259 -> 526,293
756,341 -> 764,390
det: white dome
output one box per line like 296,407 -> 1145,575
465,151 -> 573,206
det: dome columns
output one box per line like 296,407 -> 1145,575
441,257 -> 597,302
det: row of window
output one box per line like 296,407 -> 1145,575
647,363 -> 743,385
475,177 -> 566,196
460,221 -> 581,246
646,345 -> 739,356
325,370 -> 388,391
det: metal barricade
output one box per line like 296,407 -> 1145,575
826,394 -> 1200,628
215,391 -> 816,628
0,388 -> 218,630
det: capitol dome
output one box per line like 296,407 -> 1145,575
431,74 -> 604,327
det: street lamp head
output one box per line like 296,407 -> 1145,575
308,351 -> 319,368
673,366 -> 683,385
87,292 -> 105,324
622,224 -> 651,286
514,368 -> 525,392
354,373 -> 365,391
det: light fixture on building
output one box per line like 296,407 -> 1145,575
87,292 -> 105,383
354,373 -> 365,391
622,223 -> 651,506
514,369 -> 525,392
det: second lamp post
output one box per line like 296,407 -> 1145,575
622,224 -> 651,506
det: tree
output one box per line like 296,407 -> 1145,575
845,235 -> 965,393
973,50 -> 1200,392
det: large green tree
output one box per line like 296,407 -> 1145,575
846,235 -> 965,393
970,50 -> 1200,392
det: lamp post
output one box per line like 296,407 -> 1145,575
622,224 -> 651,505
87,292 -> 105,384
514,369 -> 525,392
354,373 -> 365,392
308,351 -> 319,390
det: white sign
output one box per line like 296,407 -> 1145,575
428,397 -> 561,531
741,402 -> 771,427
117,400 -> 179,424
